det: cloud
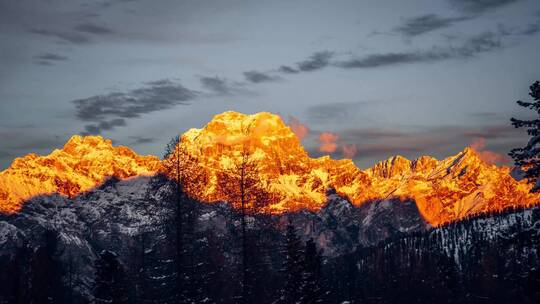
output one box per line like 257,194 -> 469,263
83,118 -> 126,134
447,0 -> 522,14
72,79 -> 198,134
128,136 -> 156,145
278,65 -> 299,74
243,70 -> 280,83
470,137 -> 510,165
29,28 -> 92,44
393,14 -> 468,37
461,124 -> 514,139
33,52 -> 68,65
287,116 -> 309,140
319,132 -> 339,153
336,31 -> 502,69
341,144 -> 358,159
200,76 -> 233,95
277,51 -> 335,75
520,22 -> 540,36
74,22 -> 114,35
297,51 -> 334,72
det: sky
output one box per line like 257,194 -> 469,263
0,0 -> 539,170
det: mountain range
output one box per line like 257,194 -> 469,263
1,111 -> 538,225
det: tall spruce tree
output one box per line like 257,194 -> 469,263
94,250 -> 130,304
162,135 -> 207,303
30,229 -> 65,304
162,135 -> 186,303
301,238 -> 323,304
216,123 -> 271,303
510,80 -> 540,192
280,223 -> 304,304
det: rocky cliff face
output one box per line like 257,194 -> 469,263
0,111 -> 538,226
178,111 -> 539,225
0,135 -> 160,213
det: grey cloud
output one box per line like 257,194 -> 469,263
199,76 -> 250,95
33,52 -> 68,65
29,28 -> 91,44
520,22 -> 540,36
74,23 -> 114,35
276,51 -> 334,76
336,52 -> 450,68
297,51 -> 334,72
34,53 -> 68,61
243,70 -> 280,83
278,65 -> 299,74
200,76 -> 230,94
72,79 -> 198,134
447,0 -> 522,14
336,31 -> 502,69
394,14 -> 468,37
83,118 -> 127,135
128,136 -> 156,145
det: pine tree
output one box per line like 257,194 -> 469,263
94,250 -> 130,304
216,123 -> 271,303
280,223 -> 304,304
0,242 -> 31,304
162,135 -> 208,303
162,135 -> 186,303
510,80 -> 540,192
29,229 -> 65,304
301,238 -> 323,304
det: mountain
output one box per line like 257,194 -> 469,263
178,111 -> 539,225
0,135 -> 160,213
0,111 -> 538,226
365,148 -> 538,225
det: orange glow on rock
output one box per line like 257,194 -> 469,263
1,112 -> 539,227
0,135 -> 160,213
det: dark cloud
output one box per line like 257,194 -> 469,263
243,70 -> 280,83
33,52 -> 68,65
447,0 -> 522,14
336,31 -> 502,69
199,76 -> 249,95
128,136 -> 156,145
297,51 -> 334,72
83,118 -> 127,135
72,79 -> 198,134
460,124 -> 518,139
520,22 -> 540,36
74,23 -> 114,35
29,28 -> 91,44
200,76 -> 231,94
337,52 -> 449,68
394,14 -> 468,37
34,53 -> 68,61
278,65 -> 299,74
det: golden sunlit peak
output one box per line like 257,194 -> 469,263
0,134 -> 160,213
182,111 -> 302,150
1,111 -> 539,226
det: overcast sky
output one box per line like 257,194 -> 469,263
1,0 -> 539,169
